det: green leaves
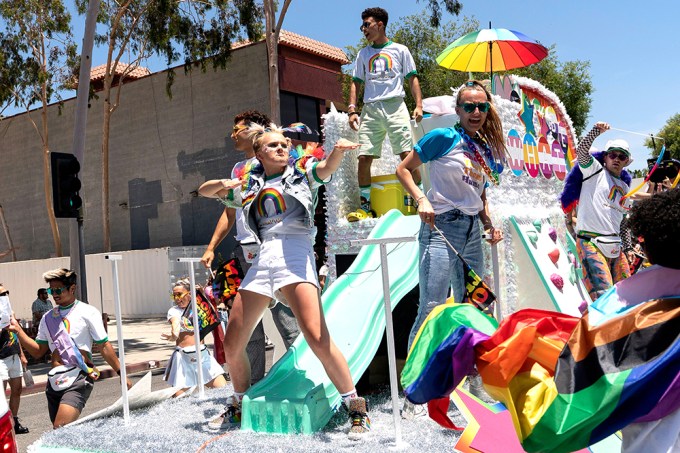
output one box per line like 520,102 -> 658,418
645,113 -> 680,159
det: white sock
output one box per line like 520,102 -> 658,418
341,389 -> 358,407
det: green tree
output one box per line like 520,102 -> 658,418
345,12 -> 592,138
420,0 -> 463,27
73,0 -> 263,251
644,113 -> 680,159
510,50 -> 593,136
0,0 -> 78,257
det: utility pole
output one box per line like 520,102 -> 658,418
70,0 -> 101,301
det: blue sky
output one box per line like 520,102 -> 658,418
9,0 -> 676,171
280,0 -> 677,171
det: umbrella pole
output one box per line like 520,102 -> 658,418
489,40 -> 494,93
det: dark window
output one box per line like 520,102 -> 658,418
280,91 -> 321,142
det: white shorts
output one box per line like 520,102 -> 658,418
163,345 -> 224,388
240,234 -> 318,301
0,354 -> 23,381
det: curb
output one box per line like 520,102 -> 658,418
10,360 -> 167,397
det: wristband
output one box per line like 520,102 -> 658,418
349,112 -> 359,117
348,104 -> 356,109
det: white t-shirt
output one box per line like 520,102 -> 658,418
36,301 -> 108,355
575,159 -> 631,235
415,128 -> 487,215
255,175 -> 308,236
230,157 -> 258,243
166,305 -> 194,334
352,41 -> 417,103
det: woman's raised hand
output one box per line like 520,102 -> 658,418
333,138 -> 360,152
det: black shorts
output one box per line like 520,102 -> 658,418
45,372 -> 94,423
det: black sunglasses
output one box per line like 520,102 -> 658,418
47,286 -> 71,296
458,102 -> 491,113
360,21 -> 374,31
606,151 -> 629,161
0,291 -> 8,297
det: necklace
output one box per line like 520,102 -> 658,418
455,124 -> 500,185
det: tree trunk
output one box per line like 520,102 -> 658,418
264,1 -> 281,124
42,83 -> 62,256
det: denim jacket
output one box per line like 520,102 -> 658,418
226,156 -> 326,244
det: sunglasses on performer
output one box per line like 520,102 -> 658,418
232,124 -> 249,135
606,151 -> 629,161
458,102 -> 491,113
360,21 -> 375,31
47,286 -> 71,296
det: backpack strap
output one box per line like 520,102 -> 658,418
582,167 -> 603,183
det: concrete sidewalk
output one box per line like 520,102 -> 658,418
19,317 -> 191,395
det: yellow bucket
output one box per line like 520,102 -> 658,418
370,174 -> 417,216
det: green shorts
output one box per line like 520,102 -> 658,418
358,97 -> 413,158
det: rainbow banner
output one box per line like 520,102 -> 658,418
401,296 -> 680,453
182,289 -> 220,341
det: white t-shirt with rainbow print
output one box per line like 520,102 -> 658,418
352,40 -> 417,104
575,159 -> 631,236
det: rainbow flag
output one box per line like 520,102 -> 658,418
401,295 -> 680,453
182,289 -> 220,341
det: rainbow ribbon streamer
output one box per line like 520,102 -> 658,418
620,144 -> 666,206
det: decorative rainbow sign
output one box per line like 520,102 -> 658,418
494,75 -> 576,181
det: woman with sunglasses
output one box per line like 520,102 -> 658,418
396,80 -> 506,352
162,278 -> 227,397
200,125 -> 371,439
8,268 -> 131,428
571,122 -> 633,300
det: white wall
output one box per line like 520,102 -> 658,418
0,246 -> 211,320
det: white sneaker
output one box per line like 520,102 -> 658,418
207,395 -> 242,431
401,399 -> 427,420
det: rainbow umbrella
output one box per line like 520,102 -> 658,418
436,24 -> 548,83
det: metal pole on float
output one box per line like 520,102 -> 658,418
177,258 -> 205,398
104,254 -> 130,424
350,236 -> 415,450
491,244 -> 502,320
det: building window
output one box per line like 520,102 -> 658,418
280,91 -> 321,142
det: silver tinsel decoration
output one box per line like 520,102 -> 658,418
31,385 -> 464,452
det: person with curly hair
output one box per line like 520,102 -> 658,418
162,278 -> 227,397
346,6 -> 423,221
397,80 -> 506,351
200,125 -> 371,439
599,189 -> 680,453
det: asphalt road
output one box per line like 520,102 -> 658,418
15,368 -> 169,452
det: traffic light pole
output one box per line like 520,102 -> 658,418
70,0 -> 101,301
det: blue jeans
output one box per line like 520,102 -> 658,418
407,209 -> 484,351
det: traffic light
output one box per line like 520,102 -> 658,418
51,152 -> 82,218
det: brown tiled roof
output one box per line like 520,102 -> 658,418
231,30 -> 349,64
279,30 -> 349,64
90,63 -> 151,82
